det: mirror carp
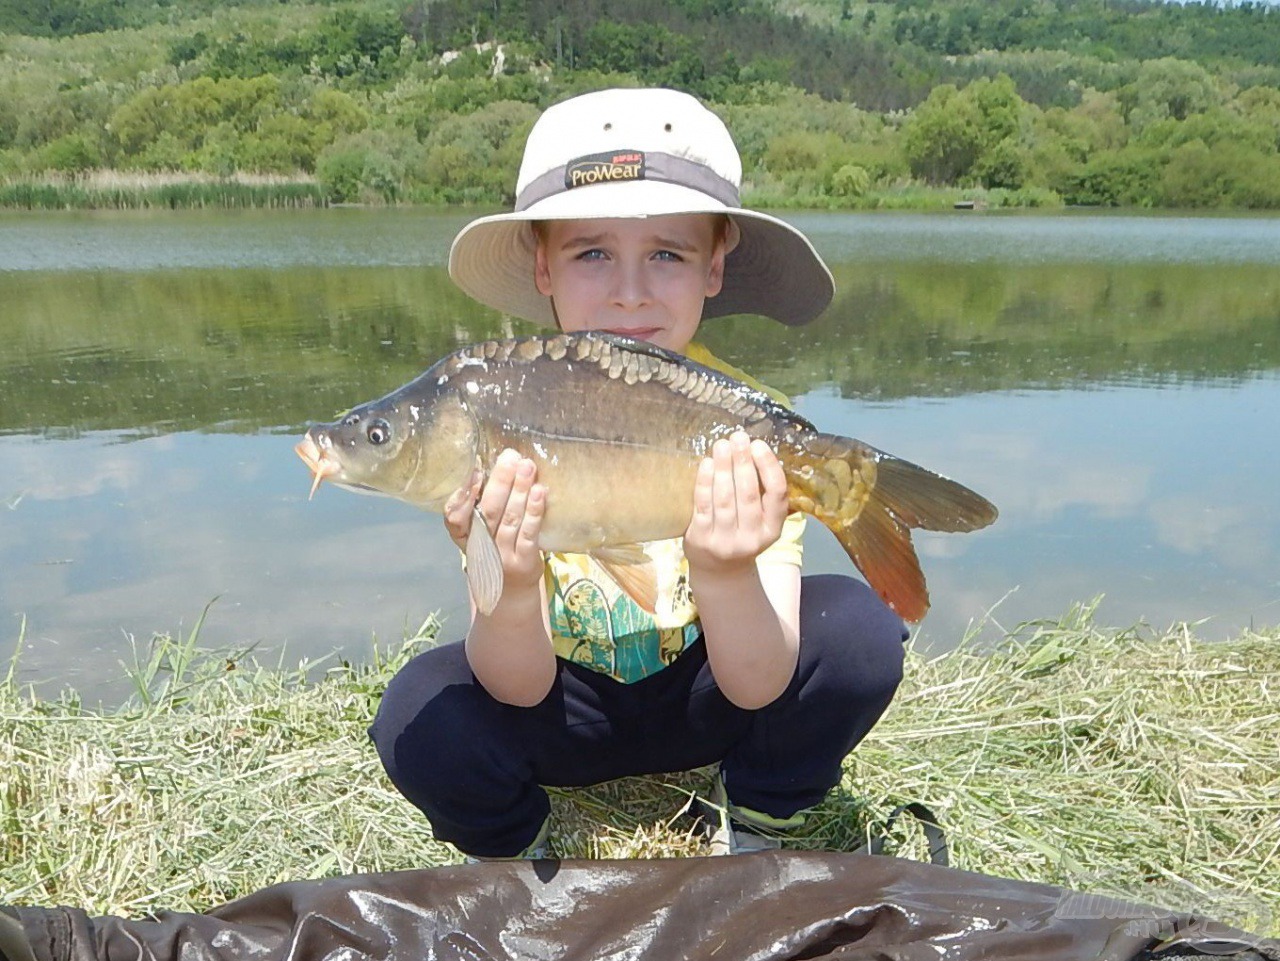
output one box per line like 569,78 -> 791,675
296,332 -> 997,622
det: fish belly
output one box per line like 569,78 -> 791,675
500,433 -> 702,551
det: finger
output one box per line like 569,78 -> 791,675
443,484 -> 475,529
710,437 -> 737,522
731,431 -> 761,512
751,439 -> 789,539
519,483 -> 547,547
443,485 -> 465,518
691,455 -> 715,522
478,449 -> 521,531
496,457 -> 536,549
751,439 -> 787,502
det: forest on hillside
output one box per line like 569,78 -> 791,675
1,0 -> 1279,208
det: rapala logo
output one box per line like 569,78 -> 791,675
565,151 -> 646,189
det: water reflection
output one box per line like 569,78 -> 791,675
797,380 -> 1280,643
1,210 -> 1278,701
2,430 -> 468,696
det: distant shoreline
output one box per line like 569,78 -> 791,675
0,169 -> 1058,212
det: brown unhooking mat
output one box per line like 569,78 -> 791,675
3,852 -> 1277,961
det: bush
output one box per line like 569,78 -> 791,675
1157,139 -> 1280,209
761,131 -> 817,173
902,84 -> 985,184
0,99 -> 17,150
110,76 -> 285,160
382,72 -> 544,141
1229,151 -> 1280,208
1001,185 -> 1063,208
37,134 -> 102,173
316,149 -> 366,204
134,132 -> 189,173
720,87 -> 884,175
974,136 -> 1028,190
242,113 -> 326,173
0,148 -> 23,178
1060,147 -> 1163,207
316,128 -> 421,203
420,100 -> 538,202
831,164 -> 871,198
306,88 -> 370,140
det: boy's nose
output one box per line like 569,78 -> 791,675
610,262 -> 652,309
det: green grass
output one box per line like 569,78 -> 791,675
2,601 -> 1277,936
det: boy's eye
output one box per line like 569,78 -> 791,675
576,248 -> 607,261
653,250 -> 683,262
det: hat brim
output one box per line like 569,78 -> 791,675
448,180 -> 834,328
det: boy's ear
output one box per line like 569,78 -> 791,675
705,237 -> 727,298
534,237 -> 553,296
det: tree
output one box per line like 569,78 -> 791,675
1060,147 -> 1161,207
902,84 -> 984,183
902,74 -> 1032,186
37,134 -> 101,173
421,99 -> 539,201
970,74 -> 1023,147
1121,57 -> 1222,133
974,137 -> 1028,189
1157,138 -> 1280,209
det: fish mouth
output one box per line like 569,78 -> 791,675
295,434 -> 340,500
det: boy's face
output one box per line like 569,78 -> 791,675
533,214 -> 727,354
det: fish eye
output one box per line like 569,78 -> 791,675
366,419 -> 391,445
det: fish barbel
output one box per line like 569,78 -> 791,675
296,332 -> 997,621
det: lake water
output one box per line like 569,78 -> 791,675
2,208 -> 1278,702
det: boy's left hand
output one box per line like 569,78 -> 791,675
683,430 -> 789,573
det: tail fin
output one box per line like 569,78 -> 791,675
786,432 -> 998,622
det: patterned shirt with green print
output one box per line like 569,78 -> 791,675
543,342 -> 805,684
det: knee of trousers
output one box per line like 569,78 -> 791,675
368,643 -> 508,799
797,574 -> 908,706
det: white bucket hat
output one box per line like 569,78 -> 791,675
447,87 -> 835,328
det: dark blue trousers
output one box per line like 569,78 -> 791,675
368,574 -> 907,858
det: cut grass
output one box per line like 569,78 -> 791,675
1,601 -> 1276,936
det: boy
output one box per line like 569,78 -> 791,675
369,88 -> 907,860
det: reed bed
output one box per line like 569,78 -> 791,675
1,602 -> 1276,936
0,171 -> 326,210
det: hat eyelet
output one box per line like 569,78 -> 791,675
603,122 -> 612,131
664,123 -> 673,132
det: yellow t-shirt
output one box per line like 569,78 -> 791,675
544,341 -> 805,683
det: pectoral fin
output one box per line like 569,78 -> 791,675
592,545 -> 659,614
466,507 -> 504,616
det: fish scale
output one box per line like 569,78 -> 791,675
439,334 -> 788,432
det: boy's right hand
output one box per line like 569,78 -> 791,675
443,449 -> 547,601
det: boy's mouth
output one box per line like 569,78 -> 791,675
600,327 -> 661,341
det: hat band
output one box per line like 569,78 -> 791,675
515,150 -> 740,212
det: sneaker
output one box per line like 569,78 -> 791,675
462,817 -> 552,863
684,771 -> 805,856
